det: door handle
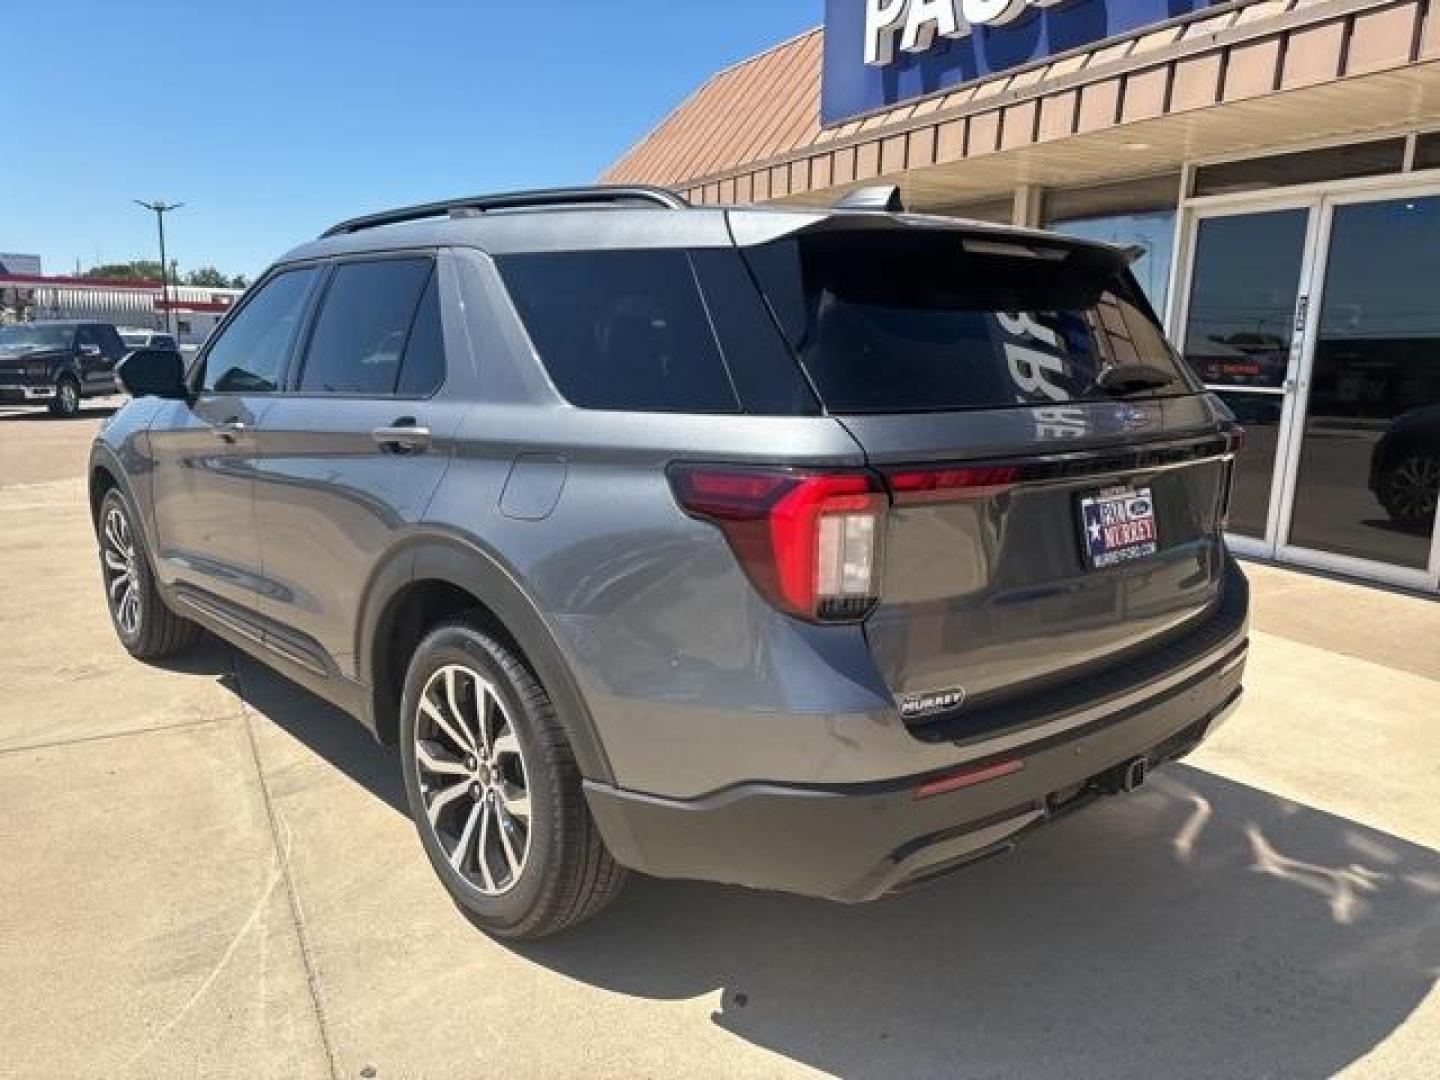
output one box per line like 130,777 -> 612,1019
215,419 -> 247,442
372,424 -> 431,454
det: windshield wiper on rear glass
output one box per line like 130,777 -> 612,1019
1092,362 -> 1177,396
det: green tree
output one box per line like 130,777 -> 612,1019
83,260 -> 165,282
185,265 -> 231,288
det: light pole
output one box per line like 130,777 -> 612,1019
134,199 -> 183,335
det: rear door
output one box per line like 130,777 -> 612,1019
251,253 -> 461,680
740,221 -> 1238,721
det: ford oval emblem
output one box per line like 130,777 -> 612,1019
1115,404 -> 1150,430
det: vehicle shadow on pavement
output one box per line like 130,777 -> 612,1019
526,771 -> 1440,1078
206,647 -> 1440,1079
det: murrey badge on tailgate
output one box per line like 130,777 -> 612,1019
899,687 -> 967,719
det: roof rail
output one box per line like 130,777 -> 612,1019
319,185 -> 689,238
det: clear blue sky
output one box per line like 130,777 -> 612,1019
4,0 -> 819,279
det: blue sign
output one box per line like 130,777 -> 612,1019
822,0 -> 1225,127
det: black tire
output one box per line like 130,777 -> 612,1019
49,375 -> 81,418
1376,450 -> 1440,529
97,487 -> 202,659
399,616 -> 626,939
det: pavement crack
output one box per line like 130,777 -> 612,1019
0,715 -> 222,757
232,651 -> 344,1080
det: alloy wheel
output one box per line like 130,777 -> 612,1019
413,664 -> 532,895
59,380 -> 78,414
1389,454 -> 1440,522
102,506 -> 142,636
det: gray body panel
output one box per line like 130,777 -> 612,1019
89,194 -> 1249,897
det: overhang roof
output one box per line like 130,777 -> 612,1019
604,0 -> 1440,209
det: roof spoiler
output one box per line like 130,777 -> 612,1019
833,185 -> 906,213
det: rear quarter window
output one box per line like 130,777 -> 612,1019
497,250 -> 739,413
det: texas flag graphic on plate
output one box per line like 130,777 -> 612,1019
1080,486 -> 1158,568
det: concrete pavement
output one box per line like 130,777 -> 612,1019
1,406 -> 1437,1079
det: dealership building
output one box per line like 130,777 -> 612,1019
608,0 -> 1440,594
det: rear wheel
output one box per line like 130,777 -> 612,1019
399,617 -> 625,939
49,375 -> 80,418
97,487 -> 201,658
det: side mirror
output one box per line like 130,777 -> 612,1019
117,349 -> 188,400
79,343 -> 103,358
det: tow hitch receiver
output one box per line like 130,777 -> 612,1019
1096,756 -> 1149,795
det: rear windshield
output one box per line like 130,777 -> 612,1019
743,228 -> 1196,414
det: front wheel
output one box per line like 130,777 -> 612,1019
399,618 -> 625,939
49,375 -> 80,418
97,487 -> 201,658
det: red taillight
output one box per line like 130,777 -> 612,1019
884,465 -> 1021,505
669,465 -> 885,622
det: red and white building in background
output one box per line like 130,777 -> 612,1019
0,271 -> 242,347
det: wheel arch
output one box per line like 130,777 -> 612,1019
88,443 -> 137,526
358,531 -> 615,785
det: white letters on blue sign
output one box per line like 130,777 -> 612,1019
865,0 -> 1062,66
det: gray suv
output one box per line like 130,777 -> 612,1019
90,185 -> 1249,939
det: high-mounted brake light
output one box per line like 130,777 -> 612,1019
668,465 -> 886,622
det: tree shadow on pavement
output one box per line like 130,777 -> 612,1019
204,645 -> 1440,1078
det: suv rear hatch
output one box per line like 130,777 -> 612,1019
737,215 -> 1240,735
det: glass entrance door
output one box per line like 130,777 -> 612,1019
1177,203 -> 1318,554
1277,193 -> 1440,585
1178,187 -> 1440,590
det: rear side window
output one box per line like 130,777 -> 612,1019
204,267 -> 317,393
744,230 -> 1193,414
299,258 -> 433,395
497,250 -> 738,413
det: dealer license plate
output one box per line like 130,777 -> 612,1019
1080,486 -> 1158,568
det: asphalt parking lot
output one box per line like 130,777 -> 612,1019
1,403 -> 1437,1080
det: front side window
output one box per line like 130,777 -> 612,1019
298,258 -> 434,395
744,230 -> 1194,414
497,250 -> 738,413
202,267 -> 317,393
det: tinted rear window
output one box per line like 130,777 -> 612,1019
497,250 -> 738,413
744,229 -> 1194,414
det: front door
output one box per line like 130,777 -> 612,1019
1178,188 -> 1440,590
76,324 -> 125,393
148,265 -> 321,616
1177,201 -> 1319,557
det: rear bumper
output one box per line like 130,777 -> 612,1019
585,632 -> 1246,902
